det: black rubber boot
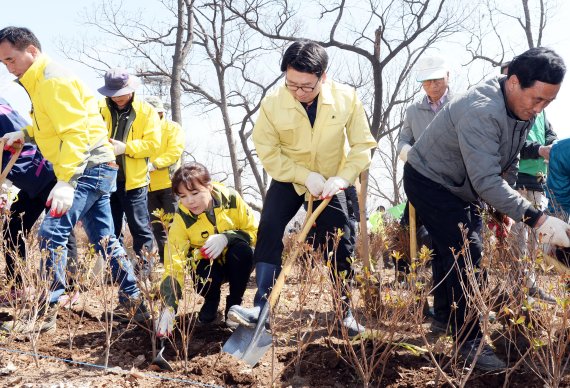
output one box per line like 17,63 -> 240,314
227,262 -> 279,328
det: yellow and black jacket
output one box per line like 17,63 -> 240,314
100,97 -> 161,190
160,182 -> 257,308
18,55 -> 114,186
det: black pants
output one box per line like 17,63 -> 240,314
194,239 -> 254,311
110,181 -> 154,265
398,201 -> 432,274
5,181 -> 77,286
148,187 -> 177,263
254,180 -> 354,276
404,164 -> 482,342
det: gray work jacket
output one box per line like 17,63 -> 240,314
407,76 -> 534,222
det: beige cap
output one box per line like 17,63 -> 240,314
416,55 -> 448,82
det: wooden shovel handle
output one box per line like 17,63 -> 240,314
409,203 -> 417,260
358,170 -> 371,269
268,197 -> 331,307
0,139 -> 22,184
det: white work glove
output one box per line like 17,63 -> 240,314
154,306 -> 175,338
2,130 -> 24,147
147,161 -> 156,172
109,139 -> 126,156
535,216 -> 570,247
305,172 -> 326,197
202,234 -> 228,259
0,180 -> 13,211
399,144 -> 412,163
46,181 -> 75,217
321,176 -> 349,199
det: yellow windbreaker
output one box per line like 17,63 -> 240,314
252,80 -> 377,195
149,118 -> 185,192
100,97 -> 161,191
160,183 -> 257,307
18,55 -> 114,185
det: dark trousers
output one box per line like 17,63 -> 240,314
254,180 -> 354,276
194,240 -> 254,314
404,164 -> 482,341
5,181 -> 77,286
110,181 -> 154,266
398,201 -> 432,274
148,187 -> 177,263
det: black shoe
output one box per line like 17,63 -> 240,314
198,297 -> 220,324
337,309 -> 365,338
430,318 -> 450,335
109,299 -> 150,323
528,286 -> 556,305
459,337 -> 506,371
1,303 -> 58,335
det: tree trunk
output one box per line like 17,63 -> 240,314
171,0 -> 194,124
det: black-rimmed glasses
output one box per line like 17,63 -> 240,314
285,76 -> 321,93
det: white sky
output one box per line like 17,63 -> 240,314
1,0 -> 570,212
2,1 -> 570,128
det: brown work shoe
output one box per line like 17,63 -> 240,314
0,303 -> 58,335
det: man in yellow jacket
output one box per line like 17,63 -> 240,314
98,69 -> 161,276
227,40 -> 377,337
145,96 -> 185,263
0,27 -> 147,334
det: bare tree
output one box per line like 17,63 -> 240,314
465,0 -> 557,69
59,0 -> 284,203
225,0 -> 469,141
59,0 -> 193,125
180,0 -> 283,196
224,0 -> 471,206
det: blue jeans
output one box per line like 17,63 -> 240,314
111,181 -> 154,268
39,163 -> 140,304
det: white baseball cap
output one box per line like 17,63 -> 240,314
416,55 -> 448,82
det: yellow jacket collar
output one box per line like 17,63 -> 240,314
19,54 -> 50,94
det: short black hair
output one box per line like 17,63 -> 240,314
508,47 -> 565,88
280,40 -> 328,77
0,26 -> 42,51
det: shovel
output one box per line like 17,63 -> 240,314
150,337 -> 173,371
223,196 -> 331,366
0,139 -> 22,184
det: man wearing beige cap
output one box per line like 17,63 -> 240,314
98,69 -> 161,279
398,55 -> 450,162
397,55 -> 453,330
145,96 -> 185,264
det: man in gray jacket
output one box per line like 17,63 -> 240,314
404,47 -> 570,371
398,55 -> 451,323
398,55 -> 450,162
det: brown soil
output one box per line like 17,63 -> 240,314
0,271 -> 566,388
0,225 -> 568,387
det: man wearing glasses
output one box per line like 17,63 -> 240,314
227,40 -> 376,336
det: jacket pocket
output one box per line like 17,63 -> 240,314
279,128 -> 295,145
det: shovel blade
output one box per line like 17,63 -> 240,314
222,324 -> 273,366
150,345 -> 174,371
